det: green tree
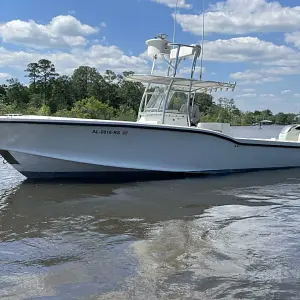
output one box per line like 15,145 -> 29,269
117,74 -> 144,112
71,96 -> 115,120
114,104 -> 137,121
0,84 -> 6,96
5,78 -> 30,108
24,62 -> 39,92
194,92 -> 214,115
0,103 -> 15,115
39,104 -> 51,116
241,112 -> 256,125
0,84 -> 6,103
104,70 -> 117,84
260,109 -> 273,121
50,75 -> 74,113
36,59 -> 59,103
71,66 -> 108,102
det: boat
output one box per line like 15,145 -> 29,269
1,33 -> 300,181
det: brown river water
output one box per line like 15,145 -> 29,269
1,125 -> 300,299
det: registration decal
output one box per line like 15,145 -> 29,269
92,129 -> 128,135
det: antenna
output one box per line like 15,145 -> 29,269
172,0 -> 179,48
199,0 -> 205,80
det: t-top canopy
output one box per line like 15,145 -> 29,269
125,74 -> 236,92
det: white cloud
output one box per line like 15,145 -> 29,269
178,66 -> 204,78
0,72 -> 10,79
175,0 -> 300,35
235,93 -> 256,98
262,77 -> 282,83
231,71 -> 257,81
243,88 -> 256,93
116,35 -> 296,69
202,37 -> 294,63
229,63 -> 300,85
0,72 -> 11,83
260,94 -> 275,97
0,44 -> 149,75
231,64 -> 300,86
281,90 -> 291,94
262,52 -> 300,67
0,15 -> 99,48
152,0 -> 191,9
261,66 -> 300,75
285,31 -> 300,48
294,93 -> 300,97
230,69 -> 282,85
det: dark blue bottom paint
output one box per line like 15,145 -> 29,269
21,166 -> 300,183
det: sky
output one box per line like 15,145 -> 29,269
0,0 -> 300,113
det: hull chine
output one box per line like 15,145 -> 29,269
20,170 -> 185,183
20,166 -> 300,182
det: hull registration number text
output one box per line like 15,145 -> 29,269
92,129 -> 128,135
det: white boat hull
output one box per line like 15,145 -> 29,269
1,116 -> 300,180
3,150 -> 146,180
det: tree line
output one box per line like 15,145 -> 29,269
196,95 -> 297,125
0,58 -> 297,125
0,59 -> 143,121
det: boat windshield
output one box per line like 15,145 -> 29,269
280,125 -> 298,134
144,86 -> 188,113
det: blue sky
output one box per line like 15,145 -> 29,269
0,0 -> 300,113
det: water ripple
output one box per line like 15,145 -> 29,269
1,162 -> 300,299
